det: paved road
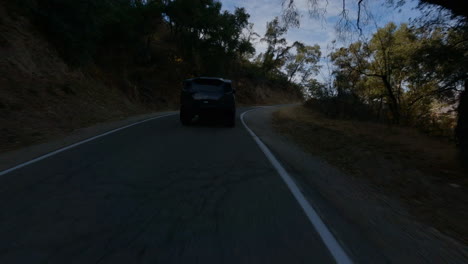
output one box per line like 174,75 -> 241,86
0,107 -> 338,263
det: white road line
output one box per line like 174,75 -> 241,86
0,113 -> 176,176
241,109 -> 353,264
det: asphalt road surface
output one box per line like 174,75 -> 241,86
0,107 -> 341,264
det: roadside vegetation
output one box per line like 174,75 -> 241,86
272,0 -> 468,246
280,0 -> 467,169
7,0 -> 312,99
1,0 -> 318,152
273,105 -> 468,244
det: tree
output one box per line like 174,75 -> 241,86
238,23 -> 259,60
260,17 -> 300,75
456,86 -> 468,166
284,43 -> 321,84
283,0 -> 468,151
164,0 -> 252,75
328,22 -> 458,124
305,78 -> 330,98
282,0 -> 467,32
330,24 -> 398,122
20,0 -> 166,66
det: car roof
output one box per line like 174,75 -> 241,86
185,77 -> 232,83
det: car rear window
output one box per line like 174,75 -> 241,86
191,79 -> 231,92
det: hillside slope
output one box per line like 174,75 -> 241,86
0,4 -> 149,152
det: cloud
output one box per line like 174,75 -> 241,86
219,0 -> 422,81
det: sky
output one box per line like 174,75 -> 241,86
219,0 -> 423,62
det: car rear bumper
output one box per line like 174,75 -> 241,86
183,99 -> 235,113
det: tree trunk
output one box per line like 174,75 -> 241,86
377,95 -> 383,121
381,75 -> 400,123
455,81 -> 468,168
287,64 -> 301,82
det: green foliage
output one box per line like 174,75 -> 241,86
284,43 -> 321,84
164,0 -> 253,75
11,0 -> 303,102
16,0 -> 164,66
305,79 -> 332,98
260,17 -> 294,74
283,0 -> 468,164
15,0 -> 255,73
32,0 -> 103,65
326,22 -> 467,127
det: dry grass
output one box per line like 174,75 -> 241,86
235,79 -> 302,106
273,105 -> 468,245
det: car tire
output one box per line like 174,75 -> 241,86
180,108 -> 192,126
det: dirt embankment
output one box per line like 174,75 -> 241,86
235,79 -> 302,106
273,105 -> 468,246
0,4 -> 151,153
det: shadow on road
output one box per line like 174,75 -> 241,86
186,114 -> 235,128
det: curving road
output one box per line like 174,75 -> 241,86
0,107 -> 343,263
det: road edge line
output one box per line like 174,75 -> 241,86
0,113 -> 176,176
240,108 -> 353,264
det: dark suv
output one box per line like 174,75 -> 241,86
180,77 -> 236,127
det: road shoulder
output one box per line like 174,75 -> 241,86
243,106 -> 468,263
0,111 -> 177,172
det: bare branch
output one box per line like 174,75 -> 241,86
357,0 -> 364,34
